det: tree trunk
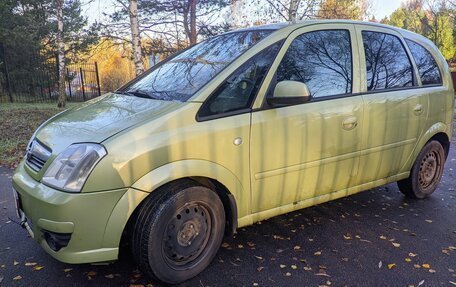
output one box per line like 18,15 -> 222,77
289,0 -> 298,23
129,0 -> 144,76
56,0 -> 66,108
189,0 -> 197,44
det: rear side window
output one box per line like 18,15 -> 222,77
362,31 -> 414,91
405,39 -> 442,86
276,29 -> 353,98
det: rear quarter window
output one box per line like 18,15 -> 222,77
405,39 -> 442,86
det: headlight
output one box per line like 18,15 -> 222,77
42,143 -> 107,193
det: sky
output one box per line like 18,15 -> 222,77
82,0 -> 404,25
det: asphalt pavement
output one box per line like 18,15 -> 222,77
0,138 -> 455,286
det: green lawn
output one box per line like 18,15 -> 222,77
0,103 -> 79,168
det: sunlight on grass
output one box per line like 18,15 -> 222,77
0,103 -> 80,168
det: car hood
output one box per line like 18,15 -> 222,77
35,93 -> 184,153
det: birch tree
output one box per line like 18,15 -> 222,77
129,0 -> 144,76
56,0 -> 66,108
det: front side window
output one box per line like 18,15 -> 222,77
198,42 -> 282,118
405,39 -> 442,86
362,31 -> 414,91
275,29 -> 353,98
120,30 -> 273,102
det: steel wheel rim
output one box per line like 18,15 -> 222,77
162,202 -> 212,269
418,150 -> 441,190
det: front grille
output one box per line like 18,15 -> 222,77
25,140 -> 51,172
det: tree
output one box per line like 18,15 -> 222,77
255,0 -> 321,22
105,0 -> 230,48
385,0 -> 455,63
129,0 -> 144,75
317,0 -> 370,20
0,0 -> 99,104
56,0 -> 66,108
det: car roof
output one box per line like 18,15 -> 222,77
231,19 -> 438,54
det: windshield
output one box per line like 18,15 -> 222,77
120,30 -> 274,101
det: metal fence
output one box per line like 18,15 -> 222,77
0,45 -> 101,103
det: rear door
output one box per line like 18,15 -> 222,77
250,24 -> 364,213
354,25 -> 428,183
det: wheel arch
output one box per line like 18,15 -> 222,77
402,122 -> 451,173
101,159 -> 246,253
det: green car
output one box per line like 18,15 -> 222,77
12,20 -> 454,284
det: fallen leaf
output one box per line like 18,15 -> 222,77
280,264 -> 286,269
414,264 -> 421,269
304,266 -> 312,271
25,262 -> 37,266
425,219 -> 433,223
257,266 -> 264,272
405,258 -> 412,262
285,272 -> 291,276
380,235 -> 387,240
221,242 -> 230,248
429,269 -> 436,273
33,266 -> 44,271
392,242 -> 401,248
387,263 -> 396,269
253,283 -> 259,286
13,261 -> 19,266
87,271 -> 97,276
378,261 -> 382,268
409,253 -> 418,257
63,268 -> 73,272
343,234 -> 352,240
293,245 -> 301,250
314,251 -> 322,256
237,244 -> 244,249
422,264 -> 430,269
254,255 -> 263,260
291,265 -> 297,270
13,275 -> 22,280
417,280 -> 425,287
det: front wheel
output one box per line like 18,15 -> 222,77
131,180 -> 225,284
397,140 -> 445,199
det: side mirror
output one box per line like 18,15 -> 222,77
267,80 -> 310,106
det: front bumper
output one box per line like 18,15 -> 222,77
11,161 -> 141,264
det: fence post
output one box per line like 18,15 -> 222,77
66,68 -> 72,98
94,61 -> 101,97
79,67 -> 86,101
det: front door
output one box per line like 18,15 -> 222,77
250,24 -> 364,213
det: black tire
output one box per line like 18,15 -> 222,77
397,140 -> 445,199
131,180 -> 225,284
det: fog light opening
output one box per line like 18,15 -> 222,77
42,230 -> 71,252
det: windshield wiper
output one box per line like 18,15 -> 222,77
118,90 -> 159,100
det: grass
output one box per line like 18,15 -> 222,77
0,102 -> 80,168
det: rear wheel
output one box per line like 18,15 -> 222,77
397,140 -> 445,199
131,180 -> 225,284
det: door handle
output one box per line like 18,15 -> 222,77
342,116 -> 358,130
414,104 -> 423,115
